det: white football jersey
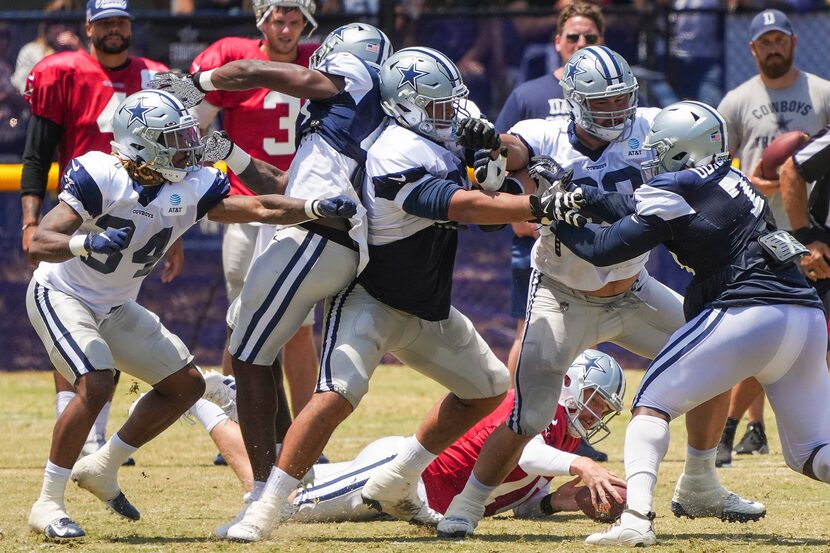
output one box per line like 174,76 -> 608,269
510,108 -> 660,291
363,122 -> 469,246
34,151 -> 230,315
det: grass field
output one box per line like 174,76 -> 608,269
1,367 -> 829,552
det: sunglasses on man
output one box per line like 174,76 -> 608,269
565,33 -> 600,44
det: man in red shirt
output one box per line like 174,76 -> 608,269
20,0 -> 181,462
189,0 -> 322,469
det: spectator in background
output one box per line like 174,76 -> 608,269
666,0 -> 725,108
494,1 -> 608,462
12,0 -> 82,94
0,23 -> 29,160
188,0 -> 323,466
20,0 -> 178,466
715,8 -> 830,468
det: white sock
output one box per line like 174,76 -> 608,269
624,415 -> 669,515
190,399 -> 229,433
459,472 -> 497,506
250,480 -> 267,501
100,433 -> 138,469
91,401 -> 111,439
262,466 -> 299,501
681,444 -> 717,483
38,460 -> 71,504
391,435 -> 437,477
55,391 -> 75,419
807,445 -> 830,484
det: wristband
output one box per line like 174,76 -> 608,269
197,69 -> 217,92
539,493 -> 560,516
68,234 -> 89,257
304,199 -> 320,219
792,226 -> 822,245
225,144 -> 252,174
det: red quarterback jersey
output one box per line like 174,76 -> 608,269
422,390 -> 580,516
24,49 -> 169,176
191,38 -> 318,196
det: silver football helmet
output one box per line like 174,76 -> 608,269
559,46 -> 638,142
309,23 -> 392,71
111,89 -> 203,183
254,0 -> 317,32
640,100 -> 730,181
380,47 -> 469,143
558,349 -> 626,445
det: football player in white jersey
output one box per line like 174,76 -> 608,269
437,46 -> 765,539
214,47 -> 569,543
25,89 -> 357,540
151,25 -> 397,526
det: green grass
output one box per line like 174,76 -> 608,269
1,368 -> 829,552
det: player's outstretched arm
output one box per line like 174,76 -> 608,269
207,59 -> 343,100
29,202 -> 131,263
207,194 -> 357,226
201,131 -> 288,195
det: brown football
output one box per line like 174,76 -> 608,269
575,485 -> 627,523
760,131 -> 808,180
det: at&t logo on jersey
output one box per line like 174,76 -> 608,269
627,137 -> 642,156
168,193 -> 184,215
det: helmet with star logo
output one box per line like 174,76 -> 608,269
379,47 -> 469,143
558,349 -> 625,445
111,89 -> 202,184
309,22 -> 392,71
559,46 -> 638,143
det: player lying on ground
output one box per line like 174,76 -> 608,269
26,88 -> 357,540
185,350 -> 627,526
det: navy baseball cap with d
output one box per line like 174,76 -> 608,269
86,0 -> 133,23
750,9 -> 794,41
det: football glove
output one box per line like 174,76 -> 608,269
85,227 -> 131,254
310,195 -> 358,219
456,118 -> 501,151
529,187 -> 588,227
200,131 -> 234,164
528,155 -> 572,195
473,147 -> 508,192
149,72 -> 206,108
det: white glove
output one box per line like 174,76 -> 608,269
474,147 -> 508,192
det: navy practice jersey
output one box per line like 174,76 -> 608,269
359,122 -> 468,321
34,151 -> 229,315
298,52 -> 386,165
554,161 -> 822,319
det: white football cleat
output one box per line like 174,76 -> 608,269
202,371 -> 238,423
225,495 -> 282,542
436,493 -> 485,538
361,466 -> 425,522
29,500 -> 86,540
71,453 -> 139,521
671,476 -> 766,522
213,491 -> 255,539
585,509 -> 657,547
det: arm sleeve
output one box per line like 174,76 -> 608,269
579,186 -> 636,223
792,126 -> 830,183
20,114 -> 62,199
552,213 -> 671,267
400,176 -> 463,220
197,169 -> 232,221
58,157 -> 104,220
517,434 -> 580,477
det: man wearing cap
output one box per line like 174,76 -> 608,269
188,1 -> 322,467
716,8 -> 830,468
20,0 -> 177,468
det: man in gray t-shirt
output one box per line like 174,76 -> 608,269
716,8 -> 830,468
